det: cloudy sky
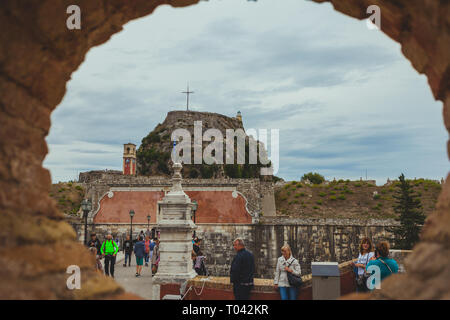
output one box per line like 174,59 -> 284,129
44,0 -> 448,184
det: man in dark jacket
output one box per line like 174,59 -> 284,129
87,233 -> 101,252
87,233 -> 102,270
122,234 -> 133,267
230,238 -> 255,300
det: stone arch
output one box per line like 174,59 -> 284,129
0,0 -> 448,299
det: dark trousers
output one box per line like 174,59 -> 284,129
233,284 -> 252,300
124,252 -> 132,266
104,255 -> 116,277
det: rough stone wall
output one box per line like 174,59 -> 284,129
0,0 -> 448,299
0,0 -> 201,300
194,218 -> 398,278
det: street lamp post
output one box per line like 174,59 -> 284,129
81,199 -> 92,246
192,200 -> 198,238
129,210 -> 135,240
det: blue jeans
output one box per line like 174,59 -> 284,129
144,252 -> 149,263
124,252 -> 132,266
279,287 -> 298,300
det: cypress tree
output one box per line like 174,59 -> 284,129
390,173 -> 426,249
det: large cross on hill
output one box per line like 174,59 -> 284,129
181,83 -> 194,111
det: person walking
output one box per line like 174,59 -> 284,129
100,233 -> 119,278
350,237 -> 375,293
273,244 -> 302,300
149,237 -> 156,261
144,235 -> 151,267
87,233 -> 102,271
151,238 -> 160,276
366,241 -> 399,286
114,236 -> 120,250
87,233 -> 101,251
122,234 -> 133,267
230,238 -> 255,300
134,235 -> 145,277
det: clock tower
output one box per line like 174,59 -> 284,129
123,143 -> 136,175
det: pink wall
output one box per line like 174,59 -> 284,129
94,190 -> 252,224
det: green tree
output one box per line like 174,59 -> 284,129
301,172 -> 325,185
390,173 -> 426,249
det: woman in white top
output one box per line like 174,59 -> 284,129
351,237 -> 375,292
274,244 -> 302,300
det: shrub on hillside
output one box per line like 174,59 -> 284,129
301,172 -> 325,185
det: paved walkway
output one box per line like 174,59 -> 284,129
112,254 -> 153,300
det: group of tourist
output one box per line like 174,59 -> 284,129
228,237 -> 399,300
87,231 -> 398,299
86,231 -> 160,278
351,237 -> 399,292
229,238 -> 301,300
132,233 -> 160,277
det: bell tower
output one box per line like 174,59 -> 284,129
236,110 -> 242,122
123,143 -> 137,175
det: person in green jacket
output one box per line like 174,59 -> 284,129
101,233 -> 119,278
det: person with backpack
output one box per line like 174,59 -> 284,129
273,244 -> 302,300
100,233 -> 119,278
134,235 -> 145,277
366,241 -> 399,286
122,234 -> 133,267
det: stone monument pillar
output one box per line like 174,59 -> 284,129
152,162 -> 197,300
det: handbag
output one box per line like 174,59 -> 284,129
356,253 -> 371,288
286,259 -> 303,287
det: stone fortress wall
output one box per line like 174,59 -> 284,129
194,217 -> 398,278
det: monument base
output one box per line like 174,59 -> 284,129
152,270 -> 197,300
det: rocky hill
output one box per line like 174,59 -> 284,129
49,182 -> 85,216
275,178 -> 441,219
136,110 -> 270,179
